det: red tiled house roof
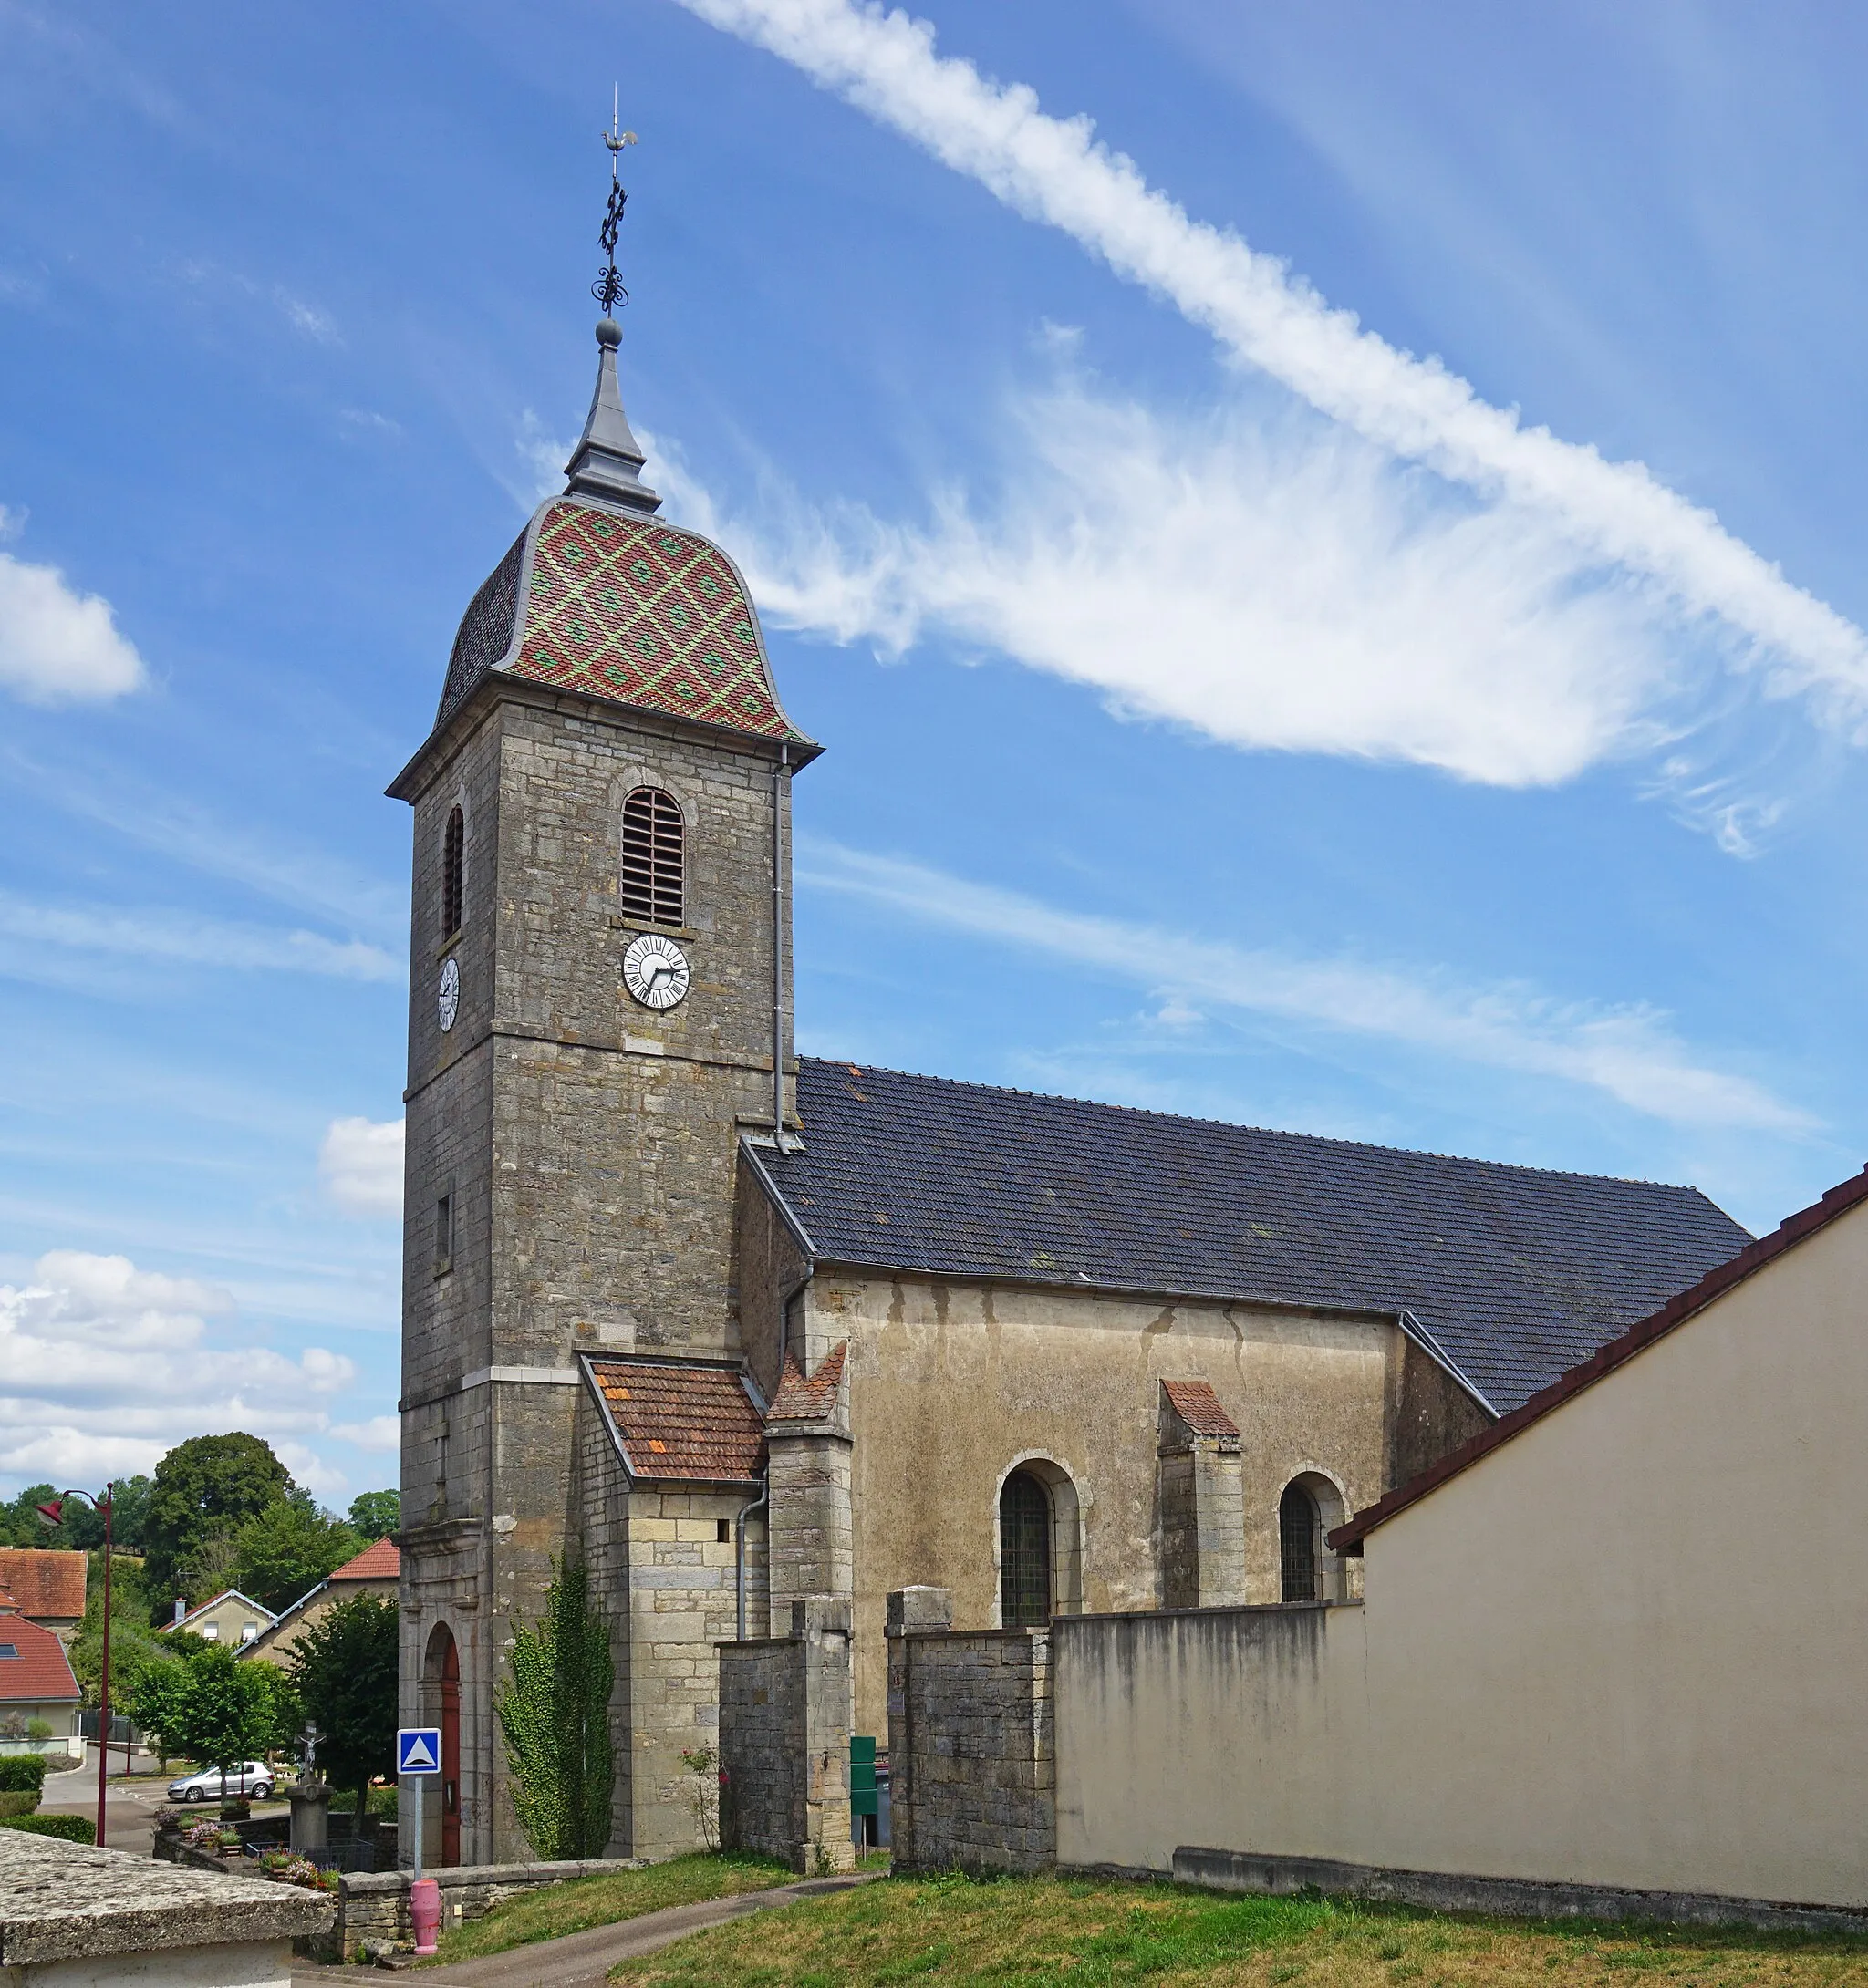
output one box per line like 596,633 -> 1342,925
0,1582 -> 79,1703
0,1549 -> 85,1621
587,1359 -> 766,1484
327,1538 -> 399,1583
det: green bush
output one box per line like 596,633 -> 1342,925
0,1790 -> 36,1818
1,1813 -> 94,1844
0,1755 -> 47,1795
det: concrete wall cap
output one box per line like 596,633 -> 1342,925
0,1829 -> 335,1965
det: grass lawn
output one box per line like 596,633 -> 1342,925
423,1851 -> 798,1963
610,1872 -> 1868,1988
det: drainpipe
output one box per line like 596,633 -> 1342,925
771,744 -> 790,1154
734,1475 -> 769,1642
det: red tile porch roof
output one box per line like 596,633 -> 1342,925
588,1359 -> 767,1483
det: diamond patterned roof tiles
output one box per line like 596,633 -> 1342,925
763,1060 -> 1754,1416
437,499 -> 815,751
589,1359 -> 767,1483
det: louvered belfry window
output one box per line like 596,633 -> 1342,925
1280,1481 -> 1318,1603
621,787 -> 684,926
441,806 -> 464,937
1000,1470 -> 1053,1629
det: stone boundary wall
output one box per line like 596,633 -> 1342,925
718,1598 -> 855,1874
885,1587 -> 1054,1876
332,1858 -> 647,1958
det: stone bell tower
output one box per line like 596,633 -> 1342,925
389,231 -> 820,1862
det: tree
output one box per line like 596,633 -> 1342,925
496,1559 -> 613,1859
142,1434 -> 290,1609
234,1498 -> 362,1615
291,1595 -> 399,1822
132,1646 -> 284,1797
0,1475 -> 150,1553
347,1491 -> 400,1541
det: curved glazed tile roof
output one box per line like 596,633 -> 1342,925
437,498 -> 815,751
761,1059 -> 1754,1416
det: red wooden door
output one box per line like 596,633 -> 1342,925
440,1632 -> 461,1867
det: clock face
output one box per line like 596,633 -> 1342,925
437,955 -> 460,1033
622,931 -> 690,1010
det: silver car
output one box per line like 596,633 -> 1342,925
167,1761 -> 274,1802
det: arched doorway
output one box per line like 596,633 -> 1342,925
424,1623 -> 461,1868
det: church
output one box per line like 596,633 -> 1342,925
391,279 -> 1753,1869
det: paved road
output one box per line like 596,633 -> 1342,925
293,1872 -> 877,1987
37,1755 -> 287,1857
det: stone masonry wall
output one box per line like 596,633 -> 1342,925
628,1481 -> 765,1859
886,1587 -> 1055,1876
398,675 -> 804,1865
718,1599 -> 855,1874
334,1858 -> 646,1960
766,1429 -> 853,1637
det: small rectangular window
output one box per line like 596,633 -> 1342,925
434,1193 -> 454,1275
0,1644 -> 16,1659
716,1518 -> 731,1544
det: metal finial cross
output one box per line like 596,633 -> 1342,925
594,88 -> 638,317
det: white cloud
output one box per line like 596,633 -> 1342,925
674,378 -> 1678,785
798,838 -> 1811,1134
674,0 -> 1868,751
273,288 -> 339,345
0,548 -> 145,704
319,1118 -> 405,1219
0,893 -> 400,980
0,1250 -> 357,1488
331,1414 -> 400,1454
515,412 -> 576,509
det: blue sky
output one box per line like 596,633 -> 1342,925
5,0 -> 1868,1504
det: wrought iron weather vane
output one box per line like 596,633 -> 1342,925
595,89 -> 638,316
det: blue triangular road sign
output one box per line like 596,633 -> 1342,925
397,1727 -> 441,1774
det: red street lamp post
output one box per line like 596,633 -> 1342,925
36,1486 -> 113,1850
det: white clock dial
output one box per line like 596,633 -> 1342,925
437,955 -> 460,1033
622,931 -> 690,1010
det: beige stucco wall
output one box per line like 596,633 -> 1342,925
818,1271 -> 1417,1736
1055,1194 -> 1868,1910
1055,1602 -> 1368,1874
171,1593 -> 270,1649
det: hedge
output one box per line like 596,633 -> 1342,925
1,1813 -> 94,1844
0,1755 -> 47,1795
0,1790 -> 36,1819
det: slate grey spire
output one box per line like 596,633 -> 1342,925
565,316 -> 662,513
565,105 -> 661,513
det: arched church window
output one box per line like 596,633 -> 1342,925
1000,1469 -> 1053,1628
621,787 -> 684,926
1280,1480 -> 1319,1602
441,806 -> 464,938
